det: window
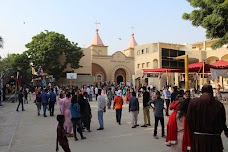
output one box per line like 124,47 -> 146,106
142,63 -> 145,68
146,48 -> 149,53
153,49 -> 157,53
137,50 -> 140,55
137,64 -> 140,69
147,62 -> 150,67
142,49 -> 144,54
96,75 -> 102,82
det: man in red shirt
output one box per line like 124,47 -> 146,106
113,90 -> 124,125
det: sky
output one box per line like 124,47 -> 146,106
0,0 -> 207,57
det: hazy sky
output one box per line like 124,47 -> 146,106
0,0 -> 207,57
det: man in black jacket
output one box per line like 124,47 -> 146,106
16,89 -> 25,111
129,92 -> 139,128
141,86 -> 151,127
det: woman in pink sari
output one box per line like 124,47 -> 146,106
62,93 -> 73,137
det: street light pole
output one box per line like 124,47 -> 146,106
174,54 -> 189,91
184,55 -> 189,91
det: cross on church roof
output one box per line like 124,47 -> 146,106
90,21 -> 105,46
130,26 -> 135,34
95,20 -> 100,29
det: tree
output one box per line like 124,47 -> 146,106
0,36 -> 3,48
25,30 -> 84,80
182,0 -> 228,49
11,53 -> 32,81
0,53 -> 32,83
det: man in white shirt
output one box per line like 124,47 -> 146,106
86,86 -> 90,100
163,86 -> 171,116
95,86 -> 98,100
97,89 -> 106,130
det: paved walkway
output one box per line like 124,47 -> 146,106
1,99 -> 228,152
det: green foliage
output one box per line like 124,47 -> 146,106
25,30 -> 84,79
183,0 -> 228,49
11,53 -> 31,74
0,36 -> 3,48
0,53 -> 32,83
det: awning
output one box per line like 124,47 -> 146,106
143,68 -> 183,73
188,62 -> 212,72
211,60 -> 228,69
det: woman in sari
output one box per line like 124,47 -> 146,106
166,91 -> 191,152
62,92 -> 73,137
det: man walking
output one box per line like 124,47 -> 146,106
141,86 -> 151,127
163,86 -> 171,116
187,85 -> 228,152
129,91 -> 139,128
107,88 -> 113,109
86,86 -> 91,101
95,86 -> 98,101
97,89 -> 106,130
16,89 -> 25,111
49,88 -> 56,116
113,90 -> 123,125
41,89 -> 49,117
23,89 -> 28,104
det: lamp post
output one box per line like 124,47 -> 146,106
174,54 -> 189,91
202,60 -> 205,85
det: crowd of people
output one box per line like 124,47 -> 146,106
15,83 -> 228,152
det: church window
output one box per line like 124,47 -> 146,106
137,64 -> 140,69
146,48 -> 149,53
96,74 -> 102,82
142,63 -> 145,68
137,50 -> 140,55
142,49 -> 144,54
147,62 -> 150,67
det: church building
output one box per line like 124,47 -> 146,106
59,29 -> 136,87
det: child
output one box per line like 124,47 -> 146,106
56,115 -> 71,152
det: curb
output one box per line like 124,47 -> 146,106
7,112 -> 22,152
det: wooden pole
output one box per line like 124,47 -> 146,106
185,55 -> 189,91
202,61 -> 205,85
70,79 -> 72,87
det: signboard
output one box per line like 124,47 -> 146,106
147,73 -> 159,78
66,73 -> 77,79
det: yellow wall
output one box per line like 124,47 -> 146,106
90,45 -> 108,56
92,51 -> 134,82
123,48 -> 134,57
73,48 -> 92,74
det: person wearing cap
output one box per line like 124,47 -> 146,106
141,86 -> 151,127
113,90 -> 124,125
56,115 -> 71,152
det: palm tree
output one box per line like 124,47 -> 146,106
0,36 -> 3,48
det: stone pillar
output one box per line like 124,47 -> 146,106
175,73 -> 179,87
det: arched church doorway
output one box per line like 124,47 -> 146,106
117,75 -> 124,85
114,68 -> 126,85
